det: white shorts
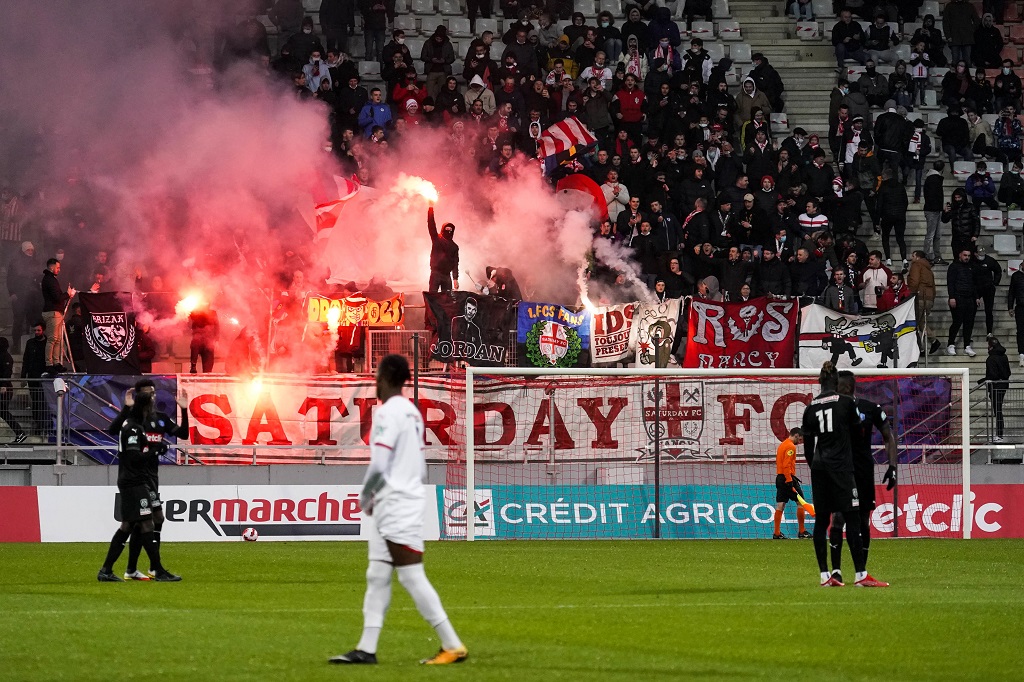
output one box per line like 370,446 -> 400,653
367,495 -> 425,563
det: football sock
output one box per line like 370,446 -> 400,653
829,524 -> 844,573
126,529 -> 143,573
154,518 -> 163,547
812,517 -> 829,573
856,571 -> 868,582
357,561 -> 393,654
797,508 -> 806,533
102,528 -> 131,571
396,564 -> 463,651
859,510 -> 871,565
820,571 -> 830,583
773,509 -> 782,535
140,530 -> 164,572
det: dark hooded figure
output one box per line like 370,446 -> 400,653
980,336 -> 1011,441
428,206 -> 460,292
483,266 -> 522,300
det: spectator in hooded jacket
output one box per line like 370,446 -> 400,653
1008,263 -> 1024,367
942,187 -> 980,255
973,14 -> 1003,69
966,161 -> 999,211
981,337 -> 1012,442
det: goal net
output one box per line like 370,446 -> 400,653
441,368 -> 970,540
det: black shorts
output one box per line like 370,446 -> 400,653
775,474 -> 803,503
119,485 -> 159,523
854,468 -> 876,511
810,468 -> 861,515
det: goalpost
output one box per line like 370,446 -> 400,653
443,368 -> 971,541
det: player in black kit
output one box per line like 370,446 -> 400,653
97,379 -> 186,582
801,362 -> 884,587
827,371 -> 897,585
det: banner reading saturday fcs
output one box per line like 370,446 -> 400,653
305,293 -> 404,326
798,297 -> 920,369
517,301 -> 592,367
683,297 -> 799,369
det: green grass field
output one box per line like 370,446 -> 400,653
1,540 -> 1022,681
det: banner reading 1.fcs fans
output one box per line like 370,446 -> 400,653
517,301 -> 591,368
799,297 -> 920,368
683,297 -> 798,369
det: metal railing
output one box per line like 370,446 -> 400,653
978,380 -> 1024,456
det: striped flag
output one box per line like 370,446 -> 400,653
538,117 -> 598,175
300,174 -> 361,238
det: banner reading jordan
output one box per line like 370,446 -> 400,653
798,297 -> 920,368
424,292 -> 515,366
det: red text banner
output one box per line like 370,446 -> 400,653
683,297 -> 798,369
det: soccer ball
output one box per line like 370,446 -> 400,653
242,527 -> 259,542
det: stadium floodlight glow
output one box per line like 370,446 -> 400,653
456,367 -> 971,541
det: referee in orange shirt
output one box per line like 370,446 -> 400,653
774,427 -> 812,539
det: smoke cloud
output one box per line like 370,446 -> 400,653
1,0 -> 616,373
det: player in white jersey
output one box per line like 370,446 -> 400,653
330,354 -> 468,666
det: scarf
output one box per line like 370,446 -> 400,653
836,284 -> 846,311
625,52 -> 642,77
909,130 -> 922,154
836,116 -> 846,138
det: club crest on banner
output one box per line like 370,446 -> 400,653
528,320 -> 580,367
639,380 -> 708,461
86,312 -> 136,362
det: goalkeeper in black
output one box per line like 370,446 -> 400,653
827,370 -> 897,586
97,380 -> 185,582
801,361 -> 879,587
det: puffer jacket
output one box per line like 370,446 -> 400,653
941,189 -> 980,242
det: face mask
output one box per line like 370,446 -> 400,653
303,27 -> 312,34
397,37 -> 405,44
699,122 -> 707,128
660,40 -> 669,47
1004,67 -> 1012,75
866,67 -> 876,74
780,235 -> 787,242
601,21 -> 609,27
840,87 -> 848,95
476,53 -> 485,58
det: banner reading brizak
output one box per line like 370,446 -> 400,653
78,292 -> 140,374
305,293 -> 404,326
683,297 -> 799,369
590,303 -> 637,364
629,300 -> 680,368
425,292 -> 516,366
798,297 -> 920,369
517,301 -> 592,368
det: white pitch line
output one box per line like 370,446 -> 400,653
3,598 -> 1018,617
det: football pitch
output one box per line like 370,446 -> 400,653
2,540 -> 1021,681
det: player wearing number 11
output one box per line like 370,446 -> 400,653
801,362 -> 880,587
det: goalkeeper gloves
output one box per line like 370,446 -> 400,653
883,465 -> 897,491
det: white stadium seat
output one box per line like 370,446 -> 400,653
394,15 -> 418,33
994,234 -> 1019,255
706,42 -> 726,63
770,111 -> 790,131
420,15 -> 446,35
404,37 -> 426,60
439,0 -> 463,14
980,209 -> 1006,231
394,0 -> 410,12
358,61 -> 381,77
599,0 -> 620,15
411,0 -> 435,14
922,1 -> 941,17
713,0 -> 730,18
719,20 -> 741,41
812,0 -> 832,17
988,161 -> 1005,182
574,0 -> 597,16
1007,211 -> 1024,230
953,161 -> 976,181
729,42 -> 751,62
796,21 -> 820,41
448,17 -> 473,38
476,18 -> 499,36
690,21 -> 715,38
922,89 -> 937,107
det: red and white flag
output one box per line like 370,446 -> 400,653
538,117 -> 598,161
300,174 -> 361,238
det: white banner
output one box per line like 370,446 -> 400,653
36,485 -> 441,543
590,302 -> 637,363
798,297 -> 920,369
629,300 -> 681,368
